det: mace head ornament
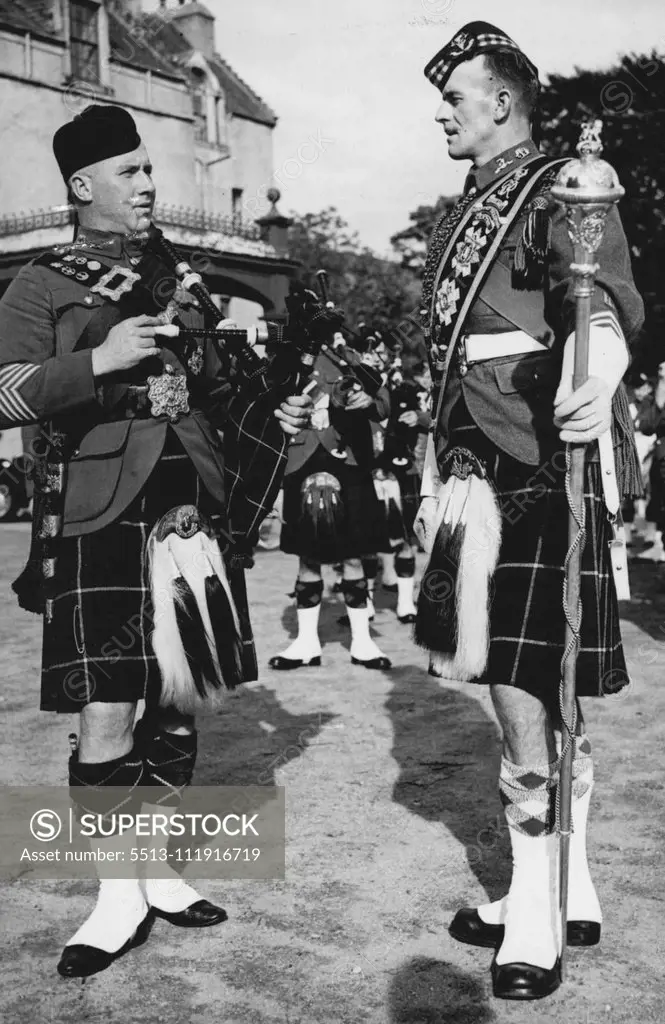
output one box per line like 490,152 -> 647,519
551,119 -> 624,207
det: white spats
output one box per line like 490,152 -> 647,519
66,879 -> 148,953
65,832 -> 147,954
275,604 -> 322,662
140,803 -> 205,914
346,604 -> 388,662
494,829 -> 561,970
396,576 -> 417,619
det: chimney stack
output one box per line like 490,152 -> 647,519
169,2 -> 215,60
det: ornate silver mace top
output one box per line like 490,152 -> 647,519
551,120 -> 624,208
550,119 -> 624,258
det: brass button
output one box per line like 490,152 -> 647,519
84,295 -> 94,305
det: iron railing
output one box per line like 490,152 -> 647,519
0,203 -> 262,241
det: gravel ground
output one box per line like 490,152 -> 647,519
1,521 -> 663,1024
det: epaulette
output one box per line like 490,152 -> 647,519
512,159 -> 567,291
33,250 -> 113,289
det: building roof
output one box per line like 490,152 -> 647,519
108,9 -> 185,82
208,54 -> 277,127
0,1 -> 277,126
140,10 -> 277,127
0,0 -> 57,42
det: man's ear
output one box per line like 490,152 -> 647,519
493,86 -> 512,124
68,171 -> 92,204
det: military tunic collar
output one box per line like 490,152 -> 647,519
464,138 -> 539,194
68,226 -> 149,264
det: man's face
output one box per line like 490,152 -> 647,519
78,144 -> 156,234
435,57 -> 501,163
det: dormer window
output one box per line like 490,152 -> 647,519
191,67 -> 207,143
70,0 -> 99,84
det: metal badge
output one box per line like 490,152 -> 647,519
146,365 -> 190,423
91,265 -> 140,302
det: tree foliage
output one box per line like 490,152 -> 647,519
538,52 -> 665,375
390,195 -> 459,273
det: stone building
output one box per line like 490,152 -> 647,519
0,0 -> 298,320
0,0 -> 299,471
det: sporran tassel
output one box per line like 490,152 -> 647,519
415,466 -> 502,680
147,507 -> 242,714
299,472 -> 345,552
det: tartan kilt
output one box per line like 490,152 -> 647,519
41,433 -> 226,713
444,401 -> 628,700
280,447 -> 390,564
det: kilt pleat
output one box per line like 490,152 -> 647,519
41,432 -> 221,713
445,400 -> 628,699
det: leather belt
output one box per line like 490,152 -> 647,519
459,330 -> 548,368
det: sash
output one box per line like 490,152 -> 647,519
424,156 -> 566,440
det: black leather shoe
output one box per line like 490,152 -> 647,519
152,899 -> 228,928
397,613 -> 416,624
268,655 -> 321,670
449,907 -> 601,949
491,956 -> 562,1000
57,910 -> 154,979
351,655 -> 392,669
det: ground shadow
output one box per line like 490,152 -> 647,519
386,665 -> 509,901
619,560 -> 665,643
388,956 -> 495,1024
196,682 -> 336,786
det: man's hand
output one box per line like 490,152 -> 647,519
92,315 -> 162,377
553,375 -> 612,443
274,394 -> 312,436
345,389 -> 373,412
398,410 -> 418,428
414,495 -> 439,555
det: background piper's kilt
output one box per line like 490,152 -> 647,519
376,455 -> 422,550
280,446 -> 390,564
41,431 -> 226,713
444,400 -> 628,700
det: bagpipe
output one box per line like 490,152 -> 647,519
304,270 -> 384,403
148,228 -> 344,395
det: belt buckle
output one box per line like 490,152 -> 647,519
146,365 -> 190,423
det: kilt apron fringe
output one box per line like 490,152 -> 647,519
41,435 -> 232,713
417,400 -> 629,700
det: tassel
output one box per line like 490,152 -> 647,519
414,473 -> 469,653
416,473 -> 502,680
148,514 -> 242,714
513,198 -> 552,291
612,382 -> 643,500
374,472 -> 407,546
172,576 -> 216,701
299,472 -> 344,552
205,575 -> 243,690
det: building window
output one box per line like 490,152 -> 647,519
191,69 -> 207,143
70,0 -> 99,83
231,188 -> 244,224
